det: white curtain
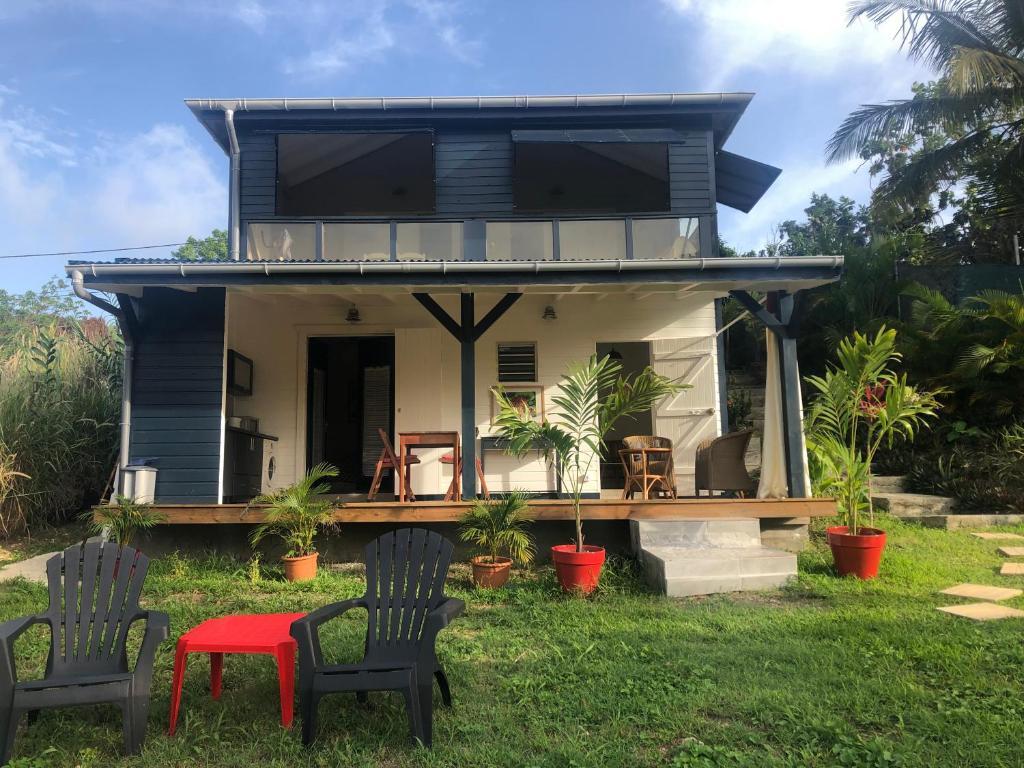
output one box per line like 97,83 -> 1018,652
757,330 -> 811,498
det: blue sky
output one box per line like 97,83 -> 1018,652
0,0 -> 932,292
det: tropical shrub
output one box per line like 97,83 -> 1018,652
0,321 -> 121,534
88,494 -> 166,547
249,463 -> 339,557
494,354 -> 683,551
459,489 -> 535,566
805,328 -> 941,533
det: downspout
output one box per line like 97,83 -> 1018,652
225,109 -> 241,261
71,270 -> 134,482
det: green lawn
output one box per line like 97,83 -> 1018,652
2,518 -> 1024,767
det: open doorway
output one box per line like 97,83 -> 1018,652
307,336 -> 395,494
597,342 -> 654,490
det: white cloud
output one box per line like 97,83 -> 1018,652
0,90 -> 224,275
406,0 -> 481,65
661,0 -> 930,93
283,5 -> 396,77
84,125 -> 224,244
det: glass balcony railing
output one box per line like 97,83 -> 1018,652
246,217 -> 701,263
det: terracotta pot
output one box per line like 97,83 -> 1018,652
471,556 -> 512,588
282,552 -> 319,582
826,526 -> 886,579
550,544 -> 606,595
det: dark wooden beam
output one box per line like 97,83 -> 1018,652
728,290 -> 785,336
473,292 -> 522,341
411,293 -> 462,341
460,293 -> 476,498
775,291 -> 807,497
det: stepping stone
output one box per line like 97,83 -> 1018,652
971,532 -> 1024,541
1001,563 -> 1024,576
937,603 -> 1024,621
940,583 -> 1023,601
997,546 -> 1024,557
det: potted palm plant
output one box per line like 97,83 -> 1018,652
248,463 -> 339,582
805,328 -> 940,579
494,354 -> 682,595
459,489 -> 535,588
88,494 -> 166,549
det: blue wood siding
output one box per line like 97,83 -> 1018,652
130,288 -> 224,503
237,127 -> 715,223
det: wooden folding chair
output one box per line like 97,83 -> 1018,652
368,428 -> 420,501
441,452 -> 489,500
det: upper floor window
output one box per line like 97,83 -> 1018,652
276,132 -> 434,216
512,130 -> 670,214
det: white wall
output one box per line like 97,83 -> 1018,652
226,290 -> 720,497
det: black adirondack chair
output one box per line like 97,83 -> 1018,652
0,541 -> 169,765
290,528 -> 464,748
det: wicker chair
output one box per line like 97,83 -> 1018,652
619,435 -> 677,499
694,429 -> 757,497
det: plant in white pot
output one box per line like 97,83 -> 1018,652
805,327 -> 941,579
248,463 -> 339,582
494,354 -> 682,595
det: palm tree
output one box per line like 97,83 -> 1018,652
828,1 -> 1024,220
248,463 -> 339,557
494,355 -> 683,552
459,490 -> 535,565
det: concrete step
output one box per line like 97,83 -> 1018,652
872,475 -> 907,494
641,546 -> 797,597
873,492 -> 956,517
631,518 -> 762,549
630,519 -> 798,597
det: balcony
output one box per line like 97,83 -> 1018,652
245,217 -> 702,263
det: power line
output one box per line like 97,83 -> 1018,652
0,242 -> 188,260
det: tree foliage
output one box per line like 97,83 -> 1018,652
171,229 -> 228,261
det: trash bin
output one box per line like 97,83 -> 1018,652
120,462 -> 158,503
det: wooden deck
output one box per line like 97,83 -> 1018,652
148,497 -> 835,524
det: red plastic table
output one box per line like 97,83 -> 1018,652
168,612 -> 304,735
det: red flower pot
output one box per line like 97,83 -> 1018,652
826,526 -> 887,579
550,544 -> 606,595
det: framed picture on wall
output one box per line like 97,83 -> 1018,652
491,385 -> 544,425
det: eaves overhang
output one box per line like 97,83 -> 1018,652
68,256 -> 844,293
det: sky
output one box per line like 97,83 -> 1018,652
0,0 -> 935,293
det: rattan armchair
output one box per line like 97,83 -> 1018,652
694,429 -> 757,497
619,435 -> 677,499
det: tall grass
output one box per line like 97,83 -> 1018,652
0,320 -> 121,534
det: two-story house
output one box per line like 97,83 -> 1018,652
68,93 -> 841,593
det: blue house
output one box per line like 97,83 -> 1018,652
69,93 -> 841,594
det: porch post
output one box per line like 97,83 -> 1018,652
460,293 -> 476,499
774,291 -> 808,498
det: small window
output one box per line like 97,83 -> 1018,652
497,343 -> 537,383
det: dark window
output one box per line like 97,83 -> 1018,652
497,343 -> 537,383
276,133 -> 434,216
514,142 -> 669,213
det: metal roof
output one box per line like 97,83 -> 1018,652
185,92 -> 755,154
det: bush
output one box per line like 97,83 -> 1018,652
0,321 -> 121,533
906,423 -> 1024,512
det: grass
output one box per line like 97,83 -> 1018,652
2,516 -> 1024,767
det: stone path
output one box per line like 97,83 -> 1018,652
937,531 -> 1024,621
940,583 -> 1022,601
937,603 -> 1024,621
971,532 -> 1024,541
0,552 -> 53,584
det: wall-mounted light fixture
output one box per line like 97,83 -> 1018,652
346,307 -> 362,324
607,348 -> 623,361
542,305 -> 557,321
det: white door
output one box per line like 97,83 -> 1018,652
650,336 -> 720,494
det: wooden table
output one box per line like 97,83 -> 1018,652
397,431 -> 460,502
